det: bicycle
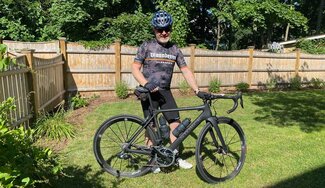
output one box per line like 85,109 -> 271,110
93,86 -> 246,184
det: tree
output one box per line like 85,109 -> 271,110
0,0 -> 45,41
233,0 -> 308,48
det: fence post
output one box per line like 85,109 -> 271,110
248,46 -> 254,88
189,44 -> 196,72
115,39 -> 121,84
59,37 -> 68,96
21,49 -> 39,121
295,48 -> 301,76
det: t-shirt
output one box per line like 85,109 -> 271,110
134,39 -> 187,88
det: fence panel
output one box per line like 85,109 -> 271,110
0,55 -> 32,127
34,54 -> 65,111
66,42 -> 116,92
299,53 -> 325,81
252,51 -> 297,86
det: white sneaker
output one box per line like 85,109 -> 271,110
152,166 -> 161,173
178,158 -> 193,169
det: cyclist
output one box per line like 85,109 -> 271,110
132,10 -> 200,173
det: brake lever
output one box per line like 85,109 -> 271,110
235,91 -> 244,108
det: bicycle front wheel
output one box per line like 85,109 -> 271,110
196,117 -> 246,183
93,115 -> 156,178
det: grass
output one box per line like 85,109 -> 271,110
54,90 -> 325,188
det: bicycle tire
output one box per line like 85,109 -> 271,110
195,117 -> 246,183
93,115 -> 157,178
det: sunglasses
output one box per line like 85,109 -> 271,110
156,27 -> 172,33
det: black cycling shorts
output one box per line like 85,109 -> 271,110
141,89 -> 180,123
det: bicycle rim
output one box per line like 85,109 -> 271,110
196,117 -> 246,183
93,115 -> 156,178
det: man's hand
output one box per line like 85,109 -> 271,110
144,82 -> 159,92
196,91 -> 210,99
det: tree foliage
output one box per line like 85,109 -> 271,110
0,98 -> 63,187
0,0 -> 322,50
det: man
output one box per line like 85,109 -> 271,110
132,10 -> 200,172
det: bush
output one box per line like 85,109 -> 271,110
70,93 -> 89,109
289,76 -> 302,90
310,78 -> 324,89
0,98 -> 63,187
0,44 -> 16,72
235,82 -> 249,92
208,78 -> 221,93
0,97 -> 16,127
266,77 -> 277,91
34,107 -> 75,140
115,81 -> 129,99
297,39 -> 325,54
178,80 -> 191,95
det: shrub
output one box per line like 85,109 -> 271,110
34,107 -> 75,140
0,44 -> 16,72
289,76 -> 302,90
208,78 -> 221,93
235,82 -> 249,92
266,77 -> 277,91
310,78 -> 324,89
70,93 -> 89,109
0,98 -> 63,187
297,39 -> 325,54
178,80 -> 191,95
115,81 -> 129,99
0,97 -> 16,126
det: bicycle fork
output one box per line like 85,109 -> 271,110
206,117 -> 228,154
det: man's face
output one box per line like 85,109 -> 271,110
154,27 -> 172,44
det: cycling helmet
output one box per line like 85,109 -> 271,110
151,10 -> 173,29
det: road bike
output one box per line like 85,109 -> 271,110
93,87 -> 246,183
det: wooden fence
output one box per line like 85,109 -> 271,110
0,48 -> 65,127
63,40 -> 325,94
2,38 -> 325,96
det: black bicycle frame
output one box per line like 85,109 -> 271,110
131,92 -> 228,153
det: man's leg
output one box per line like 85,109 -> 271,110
169,120 -> 181,143
160,90 -> 193,169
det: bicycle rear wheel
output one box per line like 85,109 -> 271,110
93,115 -> 156,178
196,117 -> 246,183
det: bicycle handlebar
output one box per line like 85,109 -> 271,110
198,91 -> 244,114
134,86 -> 244,114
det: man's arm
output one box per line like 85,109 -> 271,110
180,66 -> 200,94
132,62 -> 147,86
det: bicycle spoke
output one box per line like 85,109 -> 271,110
103,132 -> 122,146
100,145 -> 120,149
109,126 -> 124,143
228,155 -> 236,168
126,121 -> 134,139
103,133 -> 121,145
132,129 -> 146,145
227,139 -> 241,146
226,132 -> 239,146
123,120 -> 128,140
116,122 -> 127,142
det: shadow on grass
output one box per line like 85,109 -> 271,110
53,165 -> 125,188
250,90 -> 325,132
267,165 -> 325,188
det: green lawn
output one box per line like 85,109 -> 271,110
55,90 -> 325,188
